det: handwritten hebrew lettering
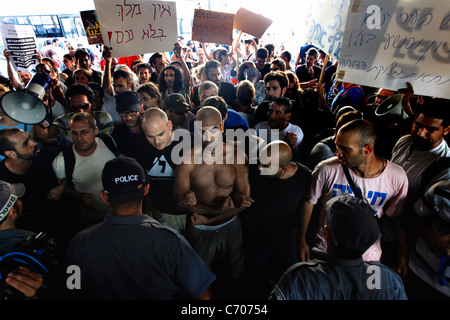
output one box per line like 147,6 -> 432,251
337,0 -> 450,99
94,0 -> 177,56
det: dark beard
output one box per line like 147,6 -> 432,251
16,148 -> 38,161
411,135 -> 431,150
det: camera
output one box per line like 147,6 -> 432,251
0,232 -> 59,300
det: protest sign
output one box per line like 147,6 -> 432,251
337,0 -> 450,99
80,10 -> 103,45
191,9 -> 235,45
233,7 -> 273,39
305,0 -> 349,60
93,0 -> 177,57
0,24 -> 37,73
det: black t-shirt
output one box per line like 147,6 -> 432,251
131,135 -> 182,214
257,63 -> 271,79
112,123 -> 140,157
241,163 -> 311,247
0,147 -> 62,231
295,64 -> 322,83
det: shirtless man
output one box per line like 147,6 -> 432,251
174,106 -> 252,282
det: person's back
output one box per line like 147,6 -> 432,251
270,248 -> 407,300
271,193 -> 408,300
66,156 -> 215,299
67,214 -> 213,299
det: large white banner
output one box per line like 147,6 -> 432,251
337,0 -> 450,99
0,24 -> 37,73
305,0 -> 350,60
93,0 -> 178,57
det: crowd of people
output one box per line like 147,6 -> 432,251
0,33 -> 448,301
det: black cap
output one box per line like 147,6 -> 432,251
115,90 -> 142,113
325,193 -> 379,259
102,156 -> 148,195
162,93 -> 190,114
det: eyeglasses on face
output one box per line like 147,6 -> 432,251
71,103 -> 90,110
119,111 -> 138,117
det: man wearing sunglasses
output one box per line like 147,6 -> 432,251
32,84 -> 114,149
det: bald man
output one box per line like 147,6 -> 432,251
240,140 -> 312,298
131,108 -> 188,234
174,106 -> 252,284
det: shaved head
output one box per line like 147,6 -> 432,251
196,106 -> 222,125
264,140 -> 292,168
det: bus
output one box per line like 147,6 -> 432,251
0,14 -> 87,51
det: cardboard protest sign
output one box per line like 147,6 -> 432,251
80,10 -> 104,45
233,7 -> 273,39
191,9 -> 235,45
0,24 -> 37,73
337,0 -> 450,99
93,0 -> 177,57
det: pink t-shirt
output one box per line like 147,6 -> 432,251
307,157 -> 408,261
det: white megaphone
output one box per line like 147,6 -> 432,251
374,94 -> 407,123
0,71 -> 50,125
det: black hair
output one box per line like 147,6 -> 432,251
65,83 -> 96,106
416,98 -> 449,127
269,97 -> 292,114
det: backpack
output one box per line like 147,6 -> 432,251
62,133 -> 118,185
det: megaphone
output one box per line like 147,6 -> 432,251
374,94 -> 407,124
0,71 -> 50,125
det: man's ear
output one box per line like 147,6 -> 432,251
100,190 -> 110,205
363,144 -> 374,155
285,112 -> 291,122
443,125 -> 450,136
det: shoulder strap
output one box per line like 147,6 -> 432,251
62,144 -> 75,185
97,133 -> 118,156
342,165 -> 363,198
62,134 -> 118,184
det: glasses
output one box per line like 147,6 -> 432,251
119,111 -> 138,117
71,103 -> 90,110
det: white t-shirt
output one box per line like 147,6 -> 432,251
52,138 -> 116,214
307,157 -> 409,261
255,121 -> 304,148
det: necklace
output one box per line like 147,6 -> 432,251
370,158 -> 387,178
353,158 -> 387,178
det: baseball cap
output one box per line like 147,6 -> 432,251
325,193 -> 379,259
115,90 -> 142,114
162,93 -> 191,115
102,156 -> 148,195
0,181 -> 25,223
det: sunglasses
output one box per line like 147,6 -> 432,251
71,103 -> 90,110
119,111 -> 138,117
